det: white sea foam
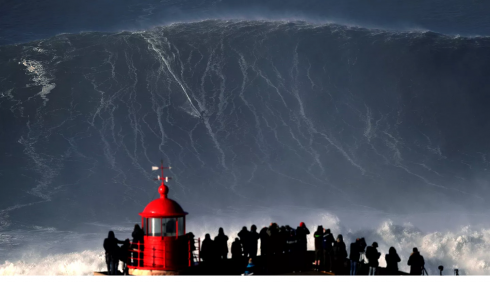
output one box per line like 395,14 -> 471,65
0,250 -> 106,276
1,214 -> 490,275
20,59 -> 56,105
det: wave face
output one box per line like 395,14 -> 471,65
1,20 -> 490,274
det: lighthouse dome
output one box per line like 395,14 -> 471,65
139,183 -> 188,217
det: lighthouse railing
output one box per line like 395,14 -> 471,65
126,239 -> 197,269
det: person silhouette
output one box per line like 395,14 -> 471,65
313,225 -> 324,271
119,239 -> 131,275
259,227 -> 269,258
231,237 -> 243,261
365,242 -> 380,276
201,233 -> 214,262
238,226 -> 250,257
408,247 -> 425,275
296,222 -> 310,271
214,227 -> 229,259
103,231 -> 125,275
349,238 -> 361,275
249,225 -> 260,258
323,228 -> 335,272
385,247 -> 401,275
131,224 -> 144,267
333,234 -> 347,274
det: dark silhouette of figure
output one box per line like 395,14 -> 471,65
285,228 -> 298,272
279,225 -> 289,254
366,242 -> 380,276
131,224 -> 144,267
119,239 -> 131,275
323,228 -> 335,272
357,237 -> 367,272
259,227 -> 269,258
103,231 -> 125,275
231,237 -> 243,260
385,247 -> 401,275
349,238 -> 361,275
313,225 -> 324,271
201,233 -> 214,262
408,247 -> 425,275
214,228 -> 229,259
295,222 -> 310,271
333,234 -> 347,275
249,225 -> 260,258
267,223 -> 280,255
187,232 -> 196,265
238,226 -> 250,257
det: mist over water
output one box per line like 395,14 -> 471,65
2,3 -> 490,276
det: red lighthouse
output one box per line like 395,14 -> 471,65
128,162 -> 193,276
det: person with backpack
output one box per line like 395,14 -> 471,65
365,242 -> 380,276
313,226 -> 324,271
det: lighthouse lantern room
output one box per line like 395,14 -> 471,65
128,162 -> 191,275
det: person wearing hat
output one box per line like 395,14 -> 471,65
365,242 -> 380,275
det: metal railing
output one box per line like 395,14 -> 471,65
126,238 -> 201,269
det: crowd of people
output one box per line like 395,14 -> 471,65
199,222 -> 427,276
102,225 -> 144,275
102,222 -> 427,275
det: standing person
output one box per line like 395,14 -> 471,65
103,231 -> 125,275
357,238 -> 367,273
231,237 -> 243,260
323,229 -> 335,272
118,239 -> 131,275
131,224 -> 144,267
385,247 -> 401,275
285,228 -> 298,272
365,242 -> 380,276
259,227 -> 269,258
408,247 -> 425,275
238,226 -> 250,257
295,222 -> 310,271
187,232 -> 196,265
249,225 -> 260,258
214,227 -> 229,260
267,223 -> 280,255
333,234 -> 348,275
349,238 -> 361,275
313,225 -> 324,271
200,234 -> 214,262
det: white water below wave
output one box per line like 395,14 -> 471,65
1,214 -> 490,275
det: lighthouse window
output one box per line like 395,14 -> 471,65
162,218 -> 176,237
177,217 -> 184,236
148,218 -> 161,236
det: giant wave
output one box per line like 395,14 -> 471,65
1,20 -> 490,274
